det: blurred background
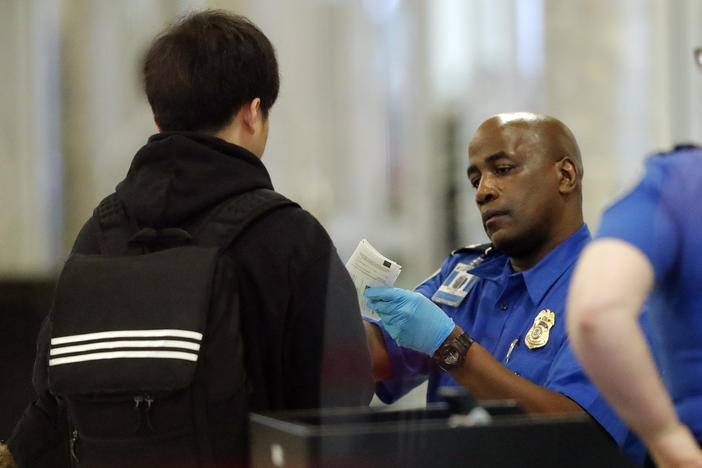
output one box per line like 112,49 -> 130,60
2,0 -> 702,435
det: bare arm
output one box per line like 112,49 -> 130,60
444,327 -> 585,414
567,239 -> 702,467
365,319 -> 584,414
364,321 -> 393,381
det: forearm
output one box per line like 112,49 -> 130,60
449,335 -> 584,414
364,321 -> 392,381
570,307 -> 679,443
568,301 -> 702,466
568,240 -> 678,443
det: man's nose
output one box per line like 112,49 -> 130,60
476,175 -> 498,205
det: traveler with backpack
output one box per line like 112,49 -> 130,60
1,10 -> 373,467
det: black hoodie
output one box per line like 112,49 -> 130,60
117,132 -> 273,228
8,133 -> 373,467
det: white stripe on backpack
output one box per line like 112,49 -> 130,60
49,350 -> 198,366
51,329 -> 202,345
50,339 -> 201,356
49,329 -> 202,366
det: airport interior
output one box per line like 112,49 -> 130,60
2,0 -> 702,466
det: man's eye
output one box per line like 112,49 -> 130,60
495,166 -> 513,175
470,178 -> 480,189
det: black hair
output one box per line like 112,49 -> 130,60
143,10 -> 279,132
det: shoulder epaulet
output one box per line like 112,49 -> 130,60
649,144 -> 701,160
672,143 -> 700,152
451,242 -> 494,257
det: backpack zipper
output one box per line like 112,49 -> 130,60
133,393 -> 155,431
144,394 -> 155,431
69,429 -> 80,464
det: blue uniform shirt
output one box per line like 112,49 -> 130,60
597,146 -> 702,443
374,225 -> 645,463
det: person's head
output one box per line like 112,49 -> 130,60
467,112 -> 584,271
142,10 -> 278,157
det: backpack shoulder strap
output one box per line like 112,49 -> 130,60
93,193 -> 137,255
190,188 -> 296,462
195,188 -> 299,248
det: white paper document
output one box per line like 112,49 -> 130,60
345,239 -> 402,320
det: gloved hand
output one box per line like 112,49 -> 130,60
364,286 -> 455,356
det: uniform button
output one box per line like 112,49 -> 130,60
499,303 -> 509,310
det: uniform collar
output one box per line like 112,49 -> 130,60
520,224 -> 591,305
466,224 -> 590,304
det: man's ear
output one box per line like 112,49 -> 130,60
557,157 -> 578,194
242,98 -> 262,134
154,119 -> 161,132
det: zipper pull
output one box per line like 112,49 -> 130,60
132,394 -> 146,432
133,394 -> 144,410
70,429 -> 80,464
505,336 -> 520,364
144,394 -> 155,431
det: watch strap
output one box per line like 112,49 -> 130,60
433,332 -> 474,370
455,332 -> 474,350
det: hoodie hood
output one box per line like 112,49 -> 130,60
116,132 -> 274,227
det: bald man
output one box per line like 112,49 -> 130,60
363,113 -> 644,463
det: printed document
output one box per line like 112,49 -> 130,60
345,239 -> 402,320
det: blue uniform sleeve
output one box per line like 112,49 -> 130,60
371,266 -> 447,404
596,160 -> 678,282
364,314 -> 432,404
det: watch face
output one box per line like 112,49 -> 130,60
443,348 -> 460,365
434,334 -> 472,370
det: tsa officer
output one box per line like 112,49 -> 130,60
364,112 -> 645,464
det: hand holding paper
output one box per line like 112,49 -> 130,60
364,286 -> 455,356
345,239 -> 402,320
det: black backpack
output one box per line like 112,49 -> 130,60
46,188 -> 296,468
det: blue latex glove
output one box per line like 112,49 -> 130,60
364,286 -> 455,356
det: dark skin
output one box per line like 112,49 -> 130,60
467,113 -> 583,271
365,112 -> 586,414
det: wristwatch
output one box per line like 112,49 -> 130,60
433,332 -> 474,371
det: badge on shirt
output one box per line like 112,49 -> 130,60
431,263 -> 478,307
525,309 -> 555,349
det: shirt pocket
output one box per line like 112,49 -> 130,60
507,346 -> 554,385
